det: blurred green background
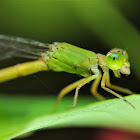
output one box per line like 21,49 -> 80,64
0,0 -> 140,140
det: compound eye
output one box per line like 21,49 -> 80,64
106,52 -> 124,70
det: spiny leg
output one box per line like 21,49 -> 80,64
52,78 -> 86,112
73,74 -> 99,107
106,73 -> 134,95
101,72 -> 135,109
90,70 -> 106,100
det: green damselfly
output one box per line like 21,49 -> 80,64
0,35 -> 136,111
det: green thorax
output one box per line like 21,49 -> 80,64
43,43 -> 98,77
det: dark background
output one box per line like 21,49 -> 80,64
0,0 -> 139,140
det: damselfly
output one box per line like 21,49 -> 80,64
0,35 -> 136,111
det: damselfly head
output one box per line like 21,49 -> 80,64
106,48 -> 130,76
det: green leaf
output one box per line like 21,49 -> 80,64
0,94 -> 140,140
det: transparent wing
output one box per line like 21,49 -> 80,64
0,35 -> 50,60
